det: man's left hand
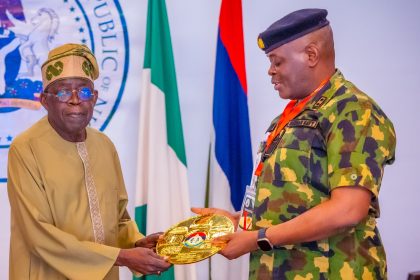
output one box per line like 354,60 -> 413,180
135,232 -> 163,249
213,230 -> 259,260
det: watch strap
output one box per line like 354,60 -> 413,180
258,228 -> 268,239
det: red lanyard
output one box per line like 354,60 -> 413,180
254,77 -> 330,177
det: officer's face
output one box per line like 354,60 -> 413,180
41,78 -> 98,141
267,39 -> 312,100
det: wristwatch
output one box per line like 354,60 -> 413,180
257,228 -> 273,251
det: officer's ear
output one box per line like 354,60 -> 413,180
305,42 -> 320,68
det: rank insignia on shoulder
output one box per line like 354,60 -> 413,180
288,119 -> 319,128
313,96 -> 327,109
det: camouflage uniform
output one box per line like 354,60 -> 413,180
249,70 -> 396,280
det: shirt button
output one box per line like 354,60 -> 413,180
350,174 -> 358,180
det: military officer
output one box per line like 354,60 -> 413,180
193,8 -> 396,279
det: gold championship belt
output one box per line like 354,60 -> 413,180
156,214 -> 234,264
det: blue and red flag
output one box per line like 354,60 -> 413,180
210,0 -> 252,211
208,0 -> 252,278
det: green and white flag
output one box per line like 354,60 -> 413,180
135,0 -> 196,279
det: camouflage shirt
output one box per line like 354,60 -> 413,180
249,70 -> 396,280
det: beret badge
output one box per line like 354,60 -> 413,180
257,37 -> 265,50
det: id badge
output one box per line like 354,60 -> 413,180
237,141 -> 264,231
238,185 -> 256,231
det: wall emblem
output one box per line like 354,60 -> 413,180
0,0 -> 129,181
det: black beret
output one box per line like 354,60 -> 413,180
258,9 -> 329,53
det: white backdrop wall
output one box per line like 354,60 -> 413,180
1,1 -> 419,279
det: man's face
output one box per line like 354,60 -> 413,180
41,78 -> 98,140
267,40 -> 311,100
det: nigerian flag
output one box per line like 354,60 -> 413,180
134,0 -> 196,279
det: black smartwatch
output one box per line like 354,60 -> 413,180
257,228 -> 273,251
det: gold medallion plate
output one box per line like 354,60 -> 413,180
156,214 -> 234,264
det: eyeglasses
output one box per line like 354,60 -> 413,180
45,87 -> 95,103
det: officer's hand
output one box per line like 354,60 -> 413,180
212,231 -> 259,260
115,247 -> 171,275
191,207 -> 240,228
135,232 -> 163,250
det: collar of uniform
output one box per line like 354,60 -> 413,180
306,69 -> 346,111
266,114 -> 281,133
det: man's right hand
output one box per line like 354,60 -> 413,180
115,247 -> 171,275
191,207 -> 240,228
